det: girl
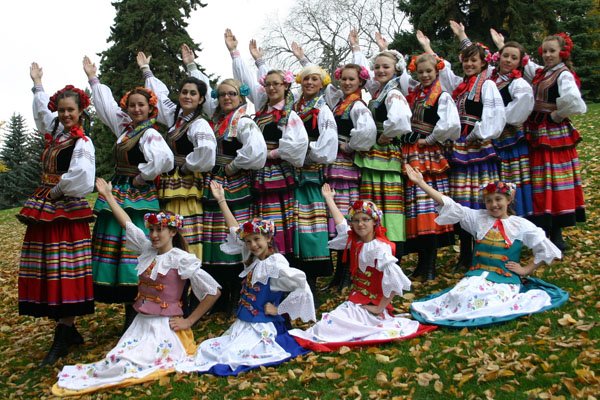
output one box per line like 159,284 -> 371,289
350,29 -> 412,254
53,178 -> 220,395
176,181 -> 315,376
138,46 -> 216,259
83,56 -> 174,331
401,52 -> 461,281
289,184 -> 434,351
22,63 -> 96,366
418,29 -> 506,270
406,164 -> 568,327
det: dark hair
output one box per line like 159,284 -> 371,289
340,63 -> 366,88
461,44 -> 488,71
51,90 -> 90,135
242,233 -> 277,267
172,230 -> 190,252
500,41 -> 527,70
170,77 -> 208,129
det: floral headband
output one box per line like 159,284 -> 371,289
210,85 -> 250,99
370,50 -> 406,73
407,53 -> 445,72
259,70 -> 295,86
48,85 -> 90,112
459,42 -> 492,63
538,32 -> 574,60
144,212 -> 184,230
480,181 -> 516,199
237,218 -> 276,239
334,65 -> 370,81
119,87 -> 158,117
490,50 -> 529,68
295,65 -> 332,86
348,200 -> 383,227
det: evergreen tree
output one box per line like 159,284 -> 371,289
20,130 -> 47,198
92,0 -> 207,179
0,113 -> 31,208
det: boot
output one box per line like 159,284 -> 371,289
423,250 -> 438,282
322,251 -> 344,291
453,234 -> 472,271
550,226 -> 568,252
307,276 -> 321,309
122,304 -> 137,334
39,324 -> 69,367
408,251 -> 426,279
66,324 -> 84,346
227,281 -> 241,318
337,261 -> 352,293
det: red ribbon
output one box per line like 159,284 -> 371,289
342,226 -> 395,277
492,219 -> 512,246
452,75 -> 477,100
69,126 -> 88,142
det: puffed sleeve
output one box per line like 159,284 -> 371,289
231,50 -> 267,110
177,253 -> 221,301
426,92 -> 461,144
276,111 -> 309,167
435,195 -> 483,237
307,105 -> 338,164
352,50 -> 381,97
370,242 -> 412,298
400,69 -> 419,96
187,64 -> 217,119
505,77 -> 534,126
519,219 -> 562,265
138,128 -> 174,180
228,118 -> 267,171
89,78 -> 132,137
184,119 -> 217,173
466,80 -> 506,141
523,59 -> 543,83
438,60 -> 464,93
382,89 -> 412,138
125,221 -> 151,253
144,70 -> 177,127
270,261 -> 316,322
220,226 -> 251,260
324,85 -> 343,109
51,137 -> 96,199
32,86 -> 60,133
348,101 -> 377,151
328,219 -> 351,250
556,71 -> 587,119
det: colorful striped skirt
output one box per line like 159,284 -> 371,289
324,151 -> 360,237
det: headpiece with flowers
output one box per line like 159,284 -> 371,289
348,200 -> 383,227
259,70 -> 295,87
295,65 -> 332,86
459,42 -> 492,64
144,212 -> 184,230
334,65 -> 370,81
490,50 -> 529,69
480,181 -> 516,199
119,87 -> 158,118
407,53 -> 445,73
237,218 -> 276,240
210,84 -> 250,99
538,32 -> 574,60
48,85 -> 90,112
370,50 -> 406,73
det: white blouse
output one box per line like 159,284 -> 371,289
32,87 -> 95,198
125,221 -> 220,301
304,103 -> 338,164
89,79 -> 174,180
226,116 -> 267,171
328,220 -> 412,299
186,65 -> 218,119
435,195 -> 562,265
144,71 -> 216,173
495,76 -> 534,126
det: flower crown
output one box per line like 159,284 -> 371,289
490,51 -> 529,68
210,84 -> 250,99
48,85 -> 90,112
370,50 -> 406,73
334,65 -> 370,81
237,218 -> 276,239
407,53 -> 445,72
259,70 -> 295,87
459,42 -> 492,63
295,66 -> 332,86
480,181 -> 516,198
348,200 -> 383,227
119,87 -> 158,118
144,212 -> 184,230
538,32 -> 574,60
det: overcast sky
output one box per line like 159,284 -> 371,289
0,0 -> 293,134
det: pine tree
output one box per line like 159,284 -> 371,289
0,113 -> 31,208
92,0 -> 207,179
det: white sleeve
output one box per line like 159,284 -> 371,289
55,137 -> 96,198
188,66 -> 217,119
400,69 -> 419,96
307,106 -> 338,164
177,254 -> 221,301
184,119 -> 217,173
352,50 -> 380,97
505,78 -> 534,126
230,118 -> 267,171
328,220 -> 351,250
431,92 -> 461,142
348,101 -> 377,151
434,195 -> 482,237
523,59 -> 543,83
90,80 -> 133,137
231,51 -> 267,110
519,219 -> 562,265
382,89 -> 412,138
125,221 -> 150,253
556,72 -> 587,119
277,111 -> 309,167
270,264 -> 316,322
32,88 -> 60,133
220,226 -> 246,254
371,243 -> 412,298
468,80 -> 506,141
325,85 -> 344,109
138,128 -> 174,180
438,60 -> 464,93
144,72 -> 177,127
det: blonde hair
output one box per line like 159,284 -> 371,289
297,65 -> 331,86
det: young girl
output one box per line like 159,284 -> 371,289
52,178 -> 220,395
176,181 -> 315,376
83,56 -> 174,331
401,52 -> 461,281
289,184 -> 436,351
21,63 -> 96,366
138,46 -> 216,259
406,165 -> 568,327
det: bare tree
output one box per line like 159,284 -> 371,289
258,0 -> 407,74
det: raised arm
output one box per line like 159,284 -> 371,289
210,181 -> 238,229
449,20 -> 468,42
322,183 -> 344,225
30,62 -> 59,133
416,30 -> 435,55
96,178 -> 131,228
404,164 -> 444,205
375,32 -> 389,51
489,28 -> 505,50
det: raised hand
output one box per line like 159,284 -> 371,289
249,39 -> 263,60
321,183 -> 336,202
30,62 -> 43,85
349,29 -> 359,48
291,41 -> 305,60
82,56 -> 97,79
404,164 -> 424,185
95,177 -> 113,199
489,28 -> 505,50
449,20 -> 467,41
181,44 -> 195,65
416,30 -> 434,54
136,51 -> 151,70
210,180 -> 225,202
224,28 -> 238,51
375,32 -> 388,51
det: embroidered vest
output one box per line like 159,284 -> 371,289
40,136 -> 77,188
134,260 -> 186,316
167,118 -> 199,167
497,79 -> 513,107
114,127 -> 149,176
532,65 -> 569,114
466,229 -> 523,284
236,269 -> 284,323
409,95 -> 440,142
348,265 -> 393,312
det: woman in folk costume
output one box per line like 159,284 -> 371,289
406,165 -> 568,327
138,46 -> 216,259
21,63 -> 95,366
83,56 -> 174,332
53,178 -> 220,396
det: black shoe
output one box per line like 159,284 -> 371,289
408,252 -> 426,279
307,276 -> 321,309
67,324 -> 84,346
227,282 -> 241,318
550,227 -> 568,252
453,236 -> 473,271
39,324 -> 69,367
423,250 -> 438,282
122,304 -> 137,334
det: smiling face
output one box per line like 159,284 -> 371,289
373,55 -> 396,85
301,74 -> 324,100
243,233 -> 272,260
499,46 -> 521,75
462,53 -> 484,77
416,59 -> 437,88
340,68 -> 362,96
264,73 -> 287,105
484,193 -> 511,219
56,97 -> 82,131
179,83 -> 202,115
148,224 -> 176,254
542,39 -> 562,69
127,93 -> 151,126
217,83 -> 241,113
350,212 -> 376,242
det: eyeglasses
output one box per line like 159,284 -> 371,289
218,91 -> 238,98
264,82 -> 284,88
350,217 -> 374,225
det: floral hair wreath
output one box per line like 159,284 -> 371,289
144,212 -> 184,230
333,65 -> 370,81
480,181 -> 516,199
538,32 -> 573,60
407,53 -> 445,72
210,85 -> 250,99
119,87 -> 158,110
295,67 -> 332,86
370,49 -> 407,73
459,42 -> 492,63
348,200 -> 383,227
48,85 -> 90,112
490,51 -> 529,67
259,70 -> 295,87
237,218 -> 276,239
